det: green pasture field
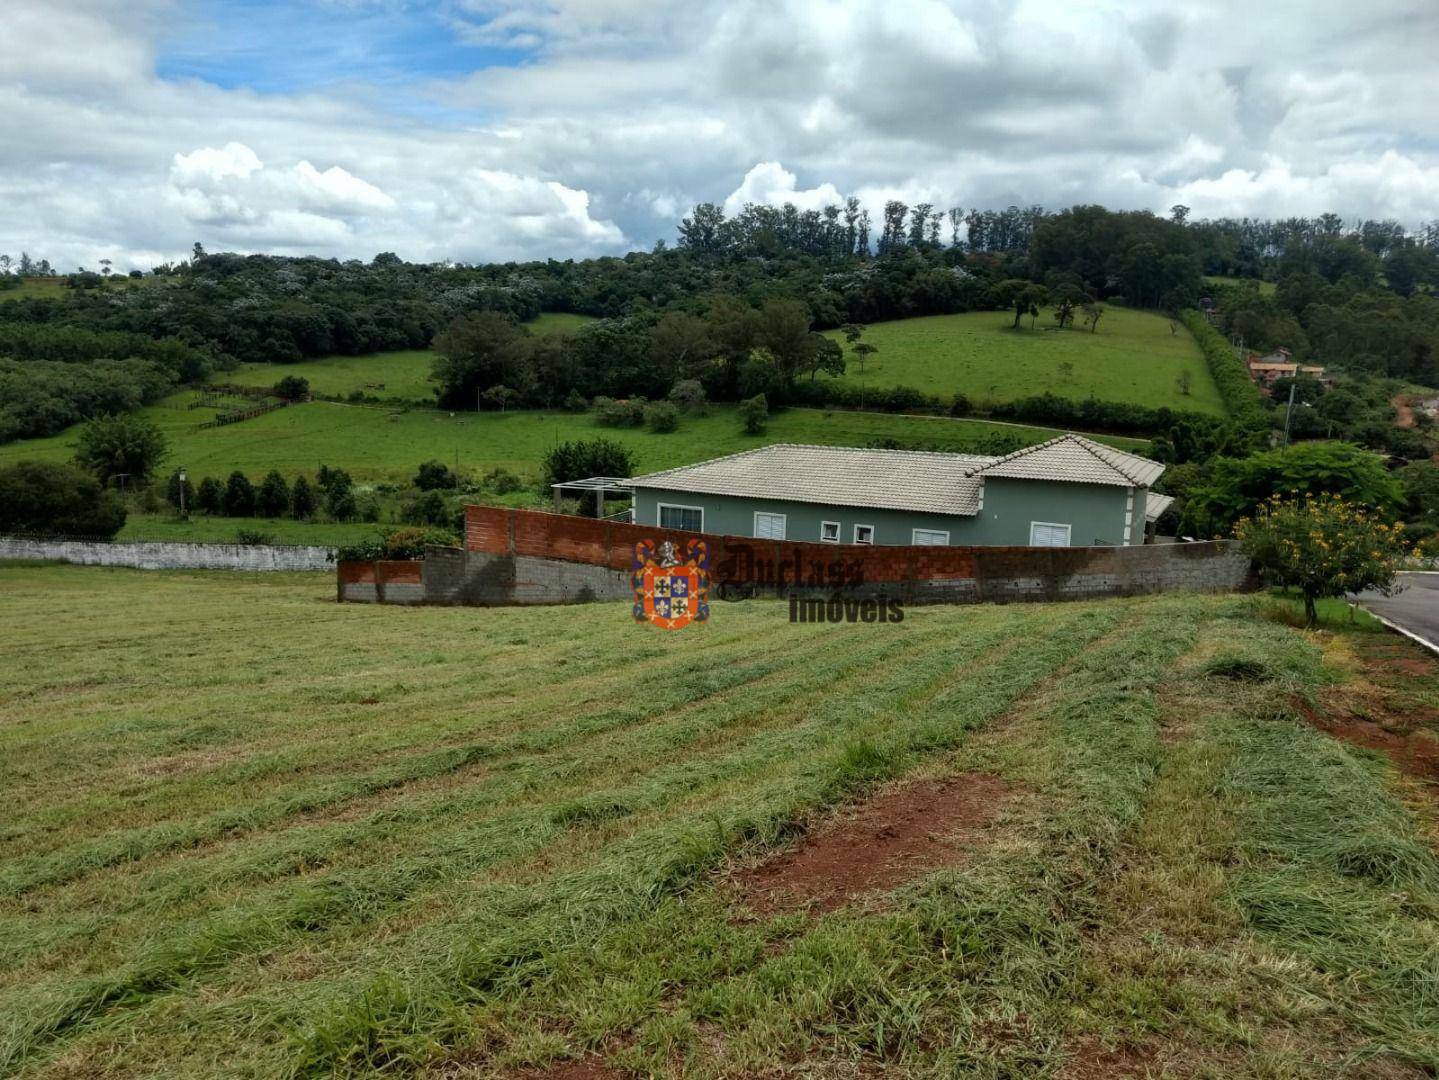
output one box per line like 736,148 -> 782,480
0,395 -> 1148,486
822,307 -> 1226,415
1204,274 -> 1278,296
0,275 -> 155,303
1,567 -> 1435,1077
224,314 -> 596,404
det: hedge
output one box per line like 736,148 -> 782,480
1180,309 -> 1270,431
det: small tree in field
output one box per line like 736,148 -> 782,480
1234,494 -> 1413,627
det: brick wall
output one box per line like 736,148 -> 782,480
320,505 -> 1249,607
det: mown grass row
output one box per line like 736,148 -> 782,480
1,588 -> 1117,1075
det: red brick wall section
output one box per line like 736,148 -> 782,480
376,560 -> 423,585
465,505 -> 981,582
338,561 -> 376,584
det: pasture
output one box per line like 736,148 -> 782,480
0,394 -> 1147,485
823,306 -> 1226,415
224,314 -> 597,404
1,566 -> 1436,1077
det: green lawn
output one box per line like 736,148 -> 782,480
0,275 -> 155,303
0,394 -> 1148,486
822,307 -> 1226,415
529,311 -> 597,335
1,569 -> 1436,1077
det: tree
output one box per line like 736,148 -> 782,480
0,461 -> 126,538
739,393 -> 768,435
195,476 -> 224,514
1081,302 -> 1105,333
326,482 -> 358,522
1235,494 -> 1413,626
649,312 -> 716,377
273,375 -> 310,400
1050,283 -> 1088,329
290,475 -> 318,520
431,312 -> 532,410
480,384 -> 522,411
667,378 -> 707,414
73,414 -> 168,486
222,471 -> 257,517
257,470 -> 290,517
1000,280 -> 1048,329
1180,442 -> 1402,537
402,490 -> 451,526
540,438 -> 636,516
414,460 -> 458,490
803,336 -> 846,382
644,401 -> 680,433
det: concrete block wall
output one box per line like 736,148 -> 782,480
336,506 -> 1253,607
1,536 -> 334,572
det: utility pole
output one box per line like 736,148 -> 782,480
1281,380 -> 1297,449
178,466 -> 188,520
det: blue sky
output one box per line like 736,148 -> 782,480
155,1 -> 530,95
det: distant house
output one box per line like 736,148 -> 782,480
1246,349 -> 1333,394
629,433 -> 1170,548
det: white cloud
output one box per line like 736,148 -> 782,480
723,162 -> 844,215
1,0 -> 1437,272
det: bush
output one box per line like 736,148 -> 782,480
233,529 -> 273,545
222,471 -> 257,517
402,490 -> 452,526
290,475 -> 317,520
739,393 -> 768,435
481,466 -> 524,494
0,460 -> 126,538
645,401 -> 680,433
326,484 -> 358,522
272,375 -> 310,400
256,470 -> 290,517
413,460 -> 458,491
73,413 -> 168,485
667,379 -> 707,414
336,526 -> 459,562
541,438 -> 637,517
1180,309 -> 1270,431
195,476 -> 223,514
593,396 -> 646,427
562,389 -> 588,412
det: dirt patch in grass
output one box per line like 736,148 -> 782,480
1056,1037 -> 1158,1079
509,1056 -> 627,1080
729,773 -> 1011,916
1297,697 -> 1439,787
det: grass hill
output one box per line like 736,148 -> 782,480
224,314 -> 597,404
2,566 -> 1436,1077
823,307 -> 1226,416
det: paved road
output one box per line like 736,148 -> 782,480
1357,572 -> 1439,651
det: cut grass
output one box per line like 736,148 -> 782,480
821,306 -> 1226,416
0,395 -> 1147,487
2,568 -> 1437,1077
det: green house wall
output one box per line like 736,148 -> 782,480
632,477 -> 1139,548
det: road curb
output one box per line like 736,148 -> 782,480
1355,604 -> 1439,658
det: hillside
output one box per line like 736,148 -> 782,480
823,307 -> 1226,416
1,566 -> 1436,1077
0,395 -> 1146,485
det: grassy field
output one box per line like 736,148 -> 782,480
822,306 -> 1226,415
1204,275 -> 1277,296
0,276 -> 151,303
224,314 -> 597,404
0,395 -> 1147,486
1,567 -> 1436,1077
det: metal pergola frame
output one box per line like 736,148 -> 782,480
551,476 -> 634,519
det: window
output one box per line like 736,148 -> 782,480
658,503 -> 703,532
753,511 -> 787,540
853,524 -> 875,545
1029,521 -> 1072,547
911,528 -> 950,546
819,520 -> 841,543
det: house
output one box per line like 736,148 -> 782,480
1246,349 -> 1332,394
628,433 -> 1170,548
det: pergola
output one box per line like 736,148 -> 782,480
551,476 -> 634,519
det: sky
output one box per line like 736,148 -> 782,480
2,0 -> 1437,272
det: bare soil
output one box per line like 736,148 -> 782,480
730,774 -> 1011,916
511,1057 -> 626,1080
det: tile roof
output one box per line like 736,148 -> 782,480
631,434 -> 1166,519
631,443 -> 992,517
966,433 -> 1165,488
1145,492 -> 1175,522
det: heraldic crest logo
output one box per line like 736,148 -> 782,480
633,538 -> 710,630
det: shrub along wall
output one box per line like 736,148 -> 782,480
1181,309 -> 1270,430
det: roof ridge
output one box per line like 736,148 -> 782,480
966,431 -> 1150,485
634,442 -> 998,483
